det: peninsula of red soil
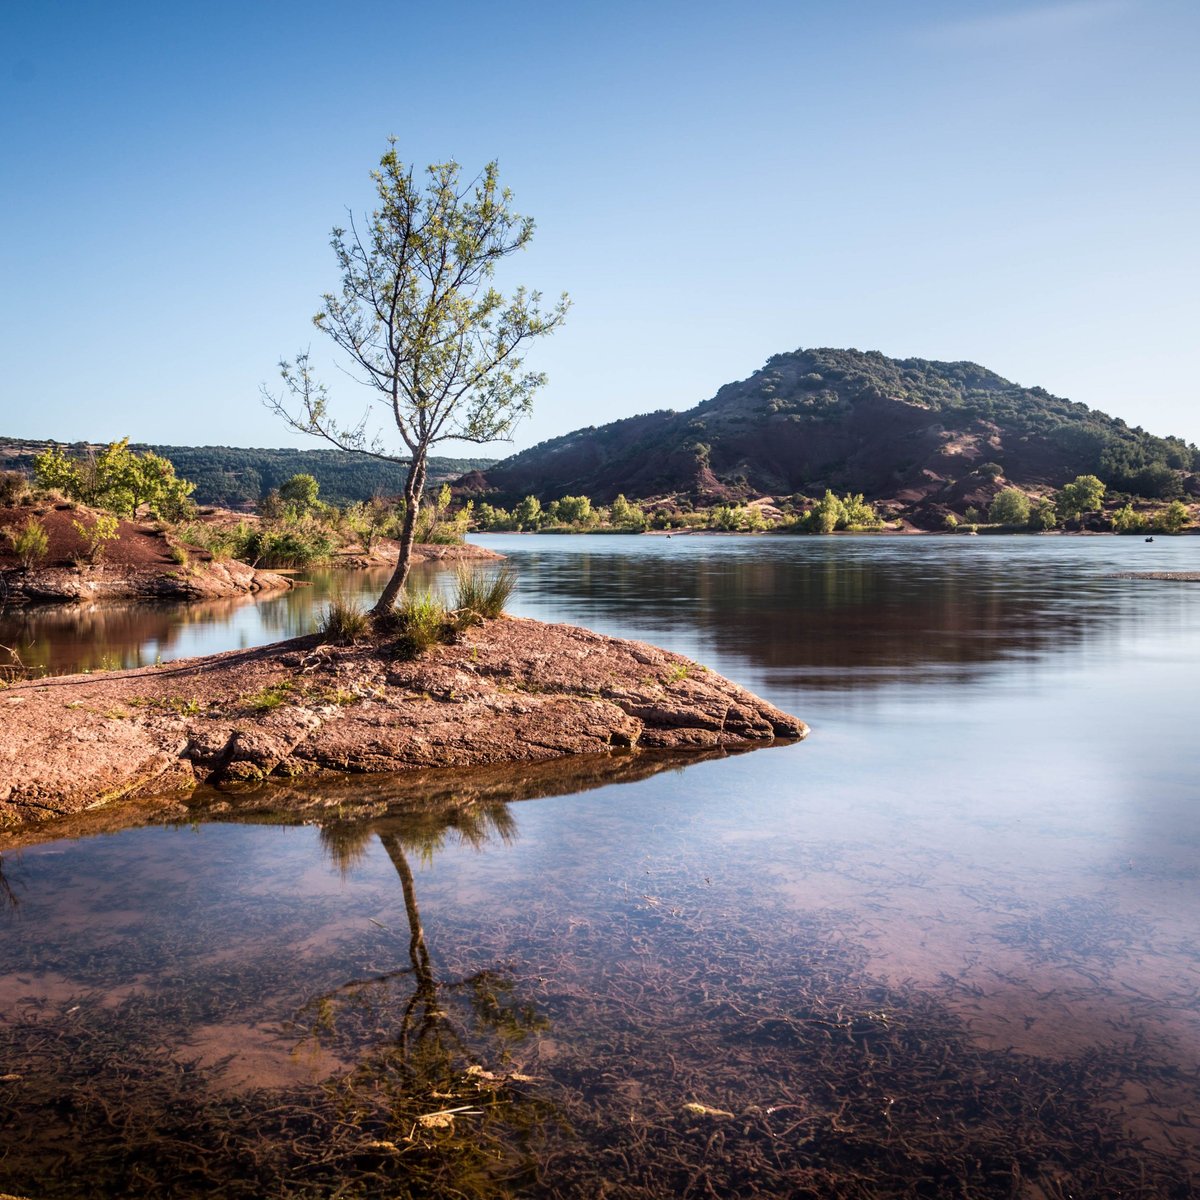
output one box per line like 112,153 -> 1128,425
0,504 -> 290,603
0,616 -> 806,831
0,504 -> 503,603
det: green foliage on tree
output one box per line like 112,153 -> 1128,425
840,493 -> 881,529
988,488 -> 1031,527
474,503 -> 513,531
278,473 -> 321,513
264,141 -> 569,617
1055,474 -> 1106,519
1153,499 -> 1190,534
546,495 -> 594,526
513,495 -> 543,530
1028,500 -> 1058,531
33,439 -> 195,519
609,493 -> 647,530
708,504 -> 768,531
344,497 -> 398,551
804,490 -> 846,533
798,490 -> 880,533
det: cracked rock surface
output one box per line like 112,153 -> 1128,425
0,616 -> 807,831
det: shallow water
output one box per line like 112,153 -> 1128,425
1,534 -> 1198,1197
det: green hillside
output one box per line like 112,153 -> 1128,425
472,348 -> 1199,510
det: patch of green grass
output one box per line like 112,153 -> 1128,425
242,681 -> 296,713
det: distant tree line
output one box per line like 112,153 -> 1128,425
953,475 -> 1192,535
0,438 -> 494,508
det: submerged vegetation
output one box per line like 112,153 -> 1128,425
0,799 -> 1193,1199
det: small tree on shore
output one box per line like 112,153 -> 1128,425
1055,474 -> 1106,520
264,142 -> 569,617
988,487 -> 1031,527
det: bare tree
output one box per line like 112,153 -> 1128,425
264,140 -> 569,616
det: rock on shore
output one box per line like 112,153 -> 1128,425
1,558 -> 292,604
0,617 -> 806,830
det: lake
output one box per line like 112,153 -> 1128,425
1,534 -> 1198,1198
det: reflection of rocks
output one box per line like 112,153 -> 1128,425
0,617 -> 805,832
196,746 -> 737,824
0,748 -> 734,850
0,592 -> 275,676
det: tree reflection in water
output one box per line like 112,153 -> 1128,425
0,853 -> 17,913
294,803 -> 557,1196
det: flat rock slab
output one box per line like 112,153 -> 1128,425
0,617 -> 806,830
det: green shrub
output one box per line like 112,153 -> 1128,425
6,515 -> 50,568
609,493 -> 647,530
1055,474 -> 1106,519
1152,499 -> 1190,534
1028,501 -> 1058,531
71,513 -> 120,563
321,593 -> 372,644
344,498 -> 398,551
1110,503 -> 1144,534
546,495 -> 595,526
251,526 -> 335,567
453,565 -> 517,621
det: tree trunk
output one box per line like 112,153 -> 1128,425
371,451 -> 428,617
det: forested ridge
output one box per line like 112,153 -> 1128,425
0,440 -> 495,508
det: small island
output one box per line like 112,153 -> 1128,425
0,614 -> 806,832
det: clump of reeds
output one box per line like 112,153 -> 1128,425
453,565 -> 517,626
320,592 -> 372,645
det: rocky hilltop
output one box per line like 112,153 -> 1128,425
463,348 -> 1198,521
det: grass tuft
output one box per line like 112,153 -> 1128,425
384,589 -> 455,659
453,565 -> 517,623
320,593 -> 372,645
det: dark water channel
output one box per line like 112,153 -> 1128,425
1,535 -> 1199,1197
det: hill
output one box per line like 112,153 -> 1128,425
463,348 -> 1199,521
0,440 -> 496,508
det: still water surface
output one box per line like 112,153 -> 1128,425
1,535 -> 1198,1197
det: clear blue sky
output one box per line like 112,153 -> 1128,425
2,0 -> 1197,456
